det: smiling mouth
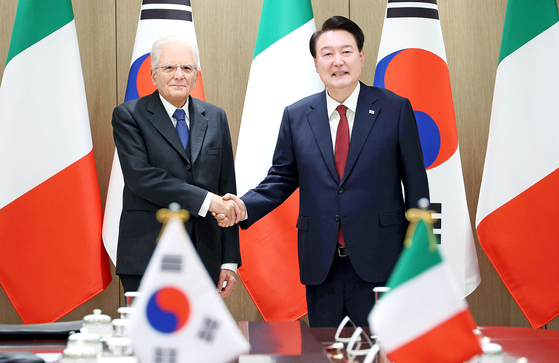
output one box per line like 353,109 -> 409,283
333,72 -> 348,77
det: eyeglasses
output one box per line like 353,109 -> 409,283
154,64 -> 198,75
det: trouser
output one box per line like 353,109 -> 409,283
119,274 -> 143,293
306,249 -> 385,327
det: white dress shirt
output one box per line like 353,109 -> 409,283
326,82 -> 361,153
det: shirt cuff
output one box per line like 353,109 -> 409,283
198,192 -> 213,217
221,263 -> 238,274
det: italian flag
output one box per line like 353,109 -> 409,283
103,0 -> 205,264
0,0 -> 111,323
369,218 -> 482,362
235,0 -> 323,320
476,0 -> 559,328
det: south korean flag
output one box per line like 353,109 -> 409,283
128,205 -> 249,363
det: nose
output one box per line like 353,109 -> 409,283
173,67 -> 186,79
333,52 -> 344,66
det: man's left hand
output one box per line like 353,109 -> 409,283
217,269 -> 237,297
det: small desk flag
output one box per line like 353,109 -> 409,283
128,207 -> 249,363
369,208 -> 482,363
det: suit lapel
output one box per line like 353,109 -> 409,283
307,91 -> 339,182
342,83 -> 380,184
188,97 -> 208,166
146,92 -> 189,162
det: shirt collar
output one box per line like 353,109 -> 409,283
159,93 -> 190,121
326,82 -> 360,118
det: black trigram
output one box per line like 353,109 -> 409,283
387,0 -> 439,20
161,254 -> 182,272
140,0 -> 193,21
431,202 -> 442,244
154,347 -> 177,363
198,317 -> 220,343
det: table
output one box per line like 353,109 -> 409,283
477,326 -> 559,363
235,322 -> 559,362
1,322 -> 559,363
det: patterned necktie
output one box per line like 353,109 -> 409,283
335,104 -> 350,246
173,108 -> 189,149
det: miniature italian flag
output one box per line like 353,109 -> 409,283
369,211 -> 482,363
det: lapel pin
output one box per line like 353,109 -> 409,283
369,110 -> 375,115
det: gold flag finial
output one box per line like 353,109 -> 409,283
155,203 -> 190,241
404,198 -> 438,251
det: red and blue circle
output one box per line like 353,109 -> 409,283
125,53 -> 157,102
146,286 -> 190,334
374,48 -> 458,170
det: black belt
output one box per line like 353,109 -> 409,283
337,245 -> 348,257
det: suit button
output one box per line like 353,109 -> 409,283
335,215 -> 340,221
338,187 -> 343,194
186,164 -> 191,170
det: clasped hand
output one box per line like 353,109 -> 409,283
209,193 -> 246,227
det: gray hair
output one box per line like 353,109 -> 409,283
150,35 -> 200,70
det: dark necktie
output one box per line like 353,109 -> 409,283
335,104 -> 349,246
173,108 -> 189,149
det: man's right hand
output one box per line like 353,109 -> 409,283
209,194 -> 242,227
212,193 -> 246,227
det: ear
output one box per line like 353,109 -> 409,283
150,68 -> 157,86
359,50 -> 365,67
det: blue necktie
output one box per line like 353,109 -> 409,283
173,108 -> 189,149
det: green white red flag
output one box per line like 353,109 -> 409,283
0,0 -> 111,323
476,0 -> 559,328
369,213 -> 482,363
234,0 -> 323,320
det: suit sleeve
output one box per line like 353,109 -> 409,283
240,106 -> 300,229
398,98 -> 430,210
112,104 -> 207,214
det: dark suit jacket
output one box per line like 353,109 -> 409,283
112,91 -> 240,284
240,83 -> 429,286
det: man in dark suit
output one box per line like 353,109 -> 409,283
112,35 -> 241,295
218,16 -> 429,326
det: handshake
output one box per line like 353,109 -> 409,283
209,193 -> 246,227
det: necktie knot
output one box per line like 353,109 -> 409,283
337,104 -> 347,117
173,108 -> 186,122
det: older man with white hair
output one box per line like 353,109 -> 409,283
112,35 -> 241,295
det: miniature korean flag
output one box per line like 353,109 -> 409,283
128,211 -> 249,363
